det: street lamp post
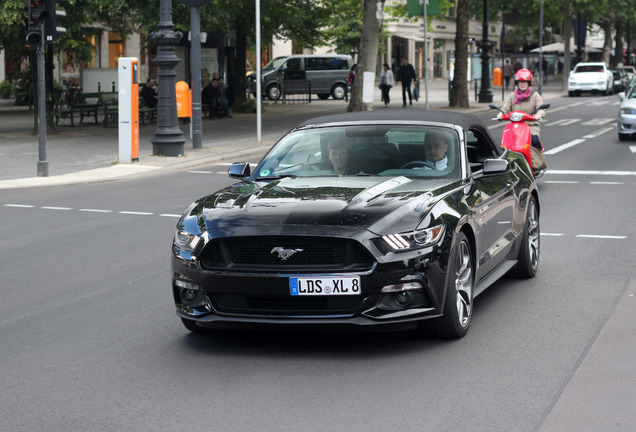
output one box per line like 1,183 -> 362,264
478,0 -> 493,103
150,0 -> 186,157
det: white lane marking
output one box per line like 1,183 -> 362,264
546,118 -> 581,127
576,235 -> 628,240
4,204 -> 35,208
544,139 -> 586,155
569,101 -> 588,107
545,180 -> 580,184
41,206 -> 73,211
187,171 -> 213,174
79,208 -> 112,213
160,214 -> 182,218
546,170 -> 636,176
582,127 -> 614,138
118,211 -> 154,216
547,106 -> 567,113
541,233 -> 565,236
487,123 -> 505,130
630,146 -> 636,154
582,119 -> 614,126
590,181 -> 624,185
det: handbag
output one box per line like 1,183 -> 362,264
530,146 -> 547,171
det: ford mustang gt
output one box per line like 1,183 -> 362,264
171,111 -> 540,338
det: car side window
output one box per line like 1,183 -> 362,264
466,128 -> 500,172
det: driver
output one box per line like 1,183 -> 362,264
423,131 -> 450,170
321,136 -> 357,175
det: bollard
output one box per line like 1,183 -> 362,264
175,81 -> 192,118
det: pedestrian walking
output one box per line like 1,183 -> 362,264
379,63 -> 394,106
398,57 -> 416,107
503,59 -> 513,91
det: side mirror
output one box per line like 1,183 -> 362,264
482,159 -> 509,175
228,162 -> 250,178
538,103 -> 550,110
618,92 -> 626,101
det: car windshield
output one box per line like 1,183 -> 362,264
575,65 -> 604,73
253,125 -> 460,180
263,57 -> 288,69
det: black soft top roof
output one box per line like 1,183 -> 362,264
295,109 -> 489,134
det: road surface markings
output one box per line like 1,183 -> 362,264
544,180 -> 580,184
159,214 -> 181,218
545,118 -> 581,127
4,204 -> 34,208
630,146 -> 636,154
581,119 -> 614,126
576,234 -> 628,240
590,181 -> 624,185
41,206 -> 73,211
187,170 -> 213,174
544,139 -> 586,155
541,233 -> 565,236
79,208 -> 112,213
582,126 -> 614,138
546,169 -> 636,176
118,211 -> 154,216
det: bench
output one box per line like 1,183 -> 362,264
100,92 -> 118,127
73,92 -> 101,124
138,97 -> 157,125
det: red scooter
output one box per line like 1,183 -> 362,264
489,102 -> 550,177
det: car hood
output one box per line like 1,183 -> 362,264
571,72 -> 607,83
182,176 -> 459,236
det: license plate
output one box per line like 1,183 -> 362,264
290,276 -> 361,296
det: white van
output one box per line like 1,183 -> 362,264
256,54 -> 354,100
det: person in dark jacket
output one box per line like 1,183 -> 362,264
140,78 -> 158,108
398,57 -> 416,107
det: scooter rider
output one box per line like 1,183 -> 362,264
497,68 -> 546,153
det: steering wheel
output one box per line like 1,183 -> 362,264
400,160 -> 435,169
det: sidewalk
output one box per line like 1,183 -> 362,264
0,76 -> 567,189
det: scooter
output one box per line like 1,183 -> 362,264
489,102 -> 550,178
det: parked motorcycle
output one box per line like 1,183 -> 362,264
489,102 -> 550,178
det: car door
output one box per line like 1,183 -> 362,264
465,128 -> 518,281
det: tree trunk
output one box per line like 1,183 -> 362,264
599,18 -> 615,66
450,0 -> 469,107
615,18 -> 625,66
347,0 -> 384,112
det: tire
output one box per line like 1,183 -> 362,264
422,232 -> 474,339
568,91 -> 575,97
618,133 -> 630,141
510,196 -> 540,278
181,317 -> 204,333
317,93 -> 330,100
266,84 -> 281,100
331,84 -> 347,100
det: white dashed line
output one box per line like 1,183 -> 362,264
590,181 -> 624,185
576,235 -> 628,240
118,211 -> 154,216
4,204 -> 34,208
187,171 -> 213,174
541,233 -> 565,236
159,214 -> 182,218
79,208 -> 112,213
544,139 -> 586,155
41,206 -> 73,211
545,180 -> 580,184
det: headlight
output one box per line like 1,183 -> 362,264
509,112 -> 524,122
620,107 -> 636,115
174,230 -> 204,252
382,224 -> 445,251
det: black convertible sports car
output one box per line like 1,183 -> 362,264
172,110 -> 540,338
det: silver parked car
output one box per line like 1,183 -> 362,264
617,85 -> 636,141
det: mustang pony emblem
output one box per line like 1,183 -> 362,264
271,247 -> 303,260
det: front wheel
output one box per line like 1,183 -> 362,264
510,196 -> 540,278
422,232 -> 474,339
266,84 -> 281,100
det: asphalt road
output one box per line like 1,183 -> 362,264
1,95 -> 635,431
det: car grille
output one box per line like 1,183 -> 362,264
211,294 -> 363,316
200,235 -> 375,273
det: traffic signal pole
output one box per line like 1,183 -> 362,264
36,20 -> 48,177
